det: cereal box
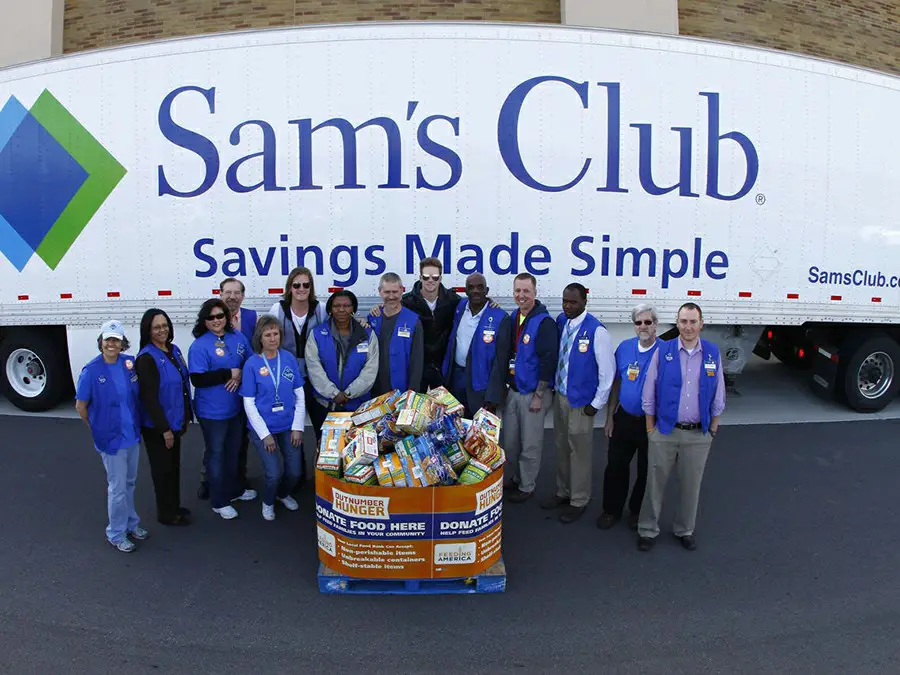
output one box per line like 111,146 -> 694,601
351,390 -> 401,426
426,386 -> 465,416
344,464 -> 377,486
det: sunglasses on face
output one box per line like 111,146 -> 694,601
421,274 -> 441,282
207,312 -> 227,321
292,281 -> 311,289
634,320 -> 654,326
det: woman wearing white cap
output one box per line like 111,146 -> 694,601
75,320 -> 149,553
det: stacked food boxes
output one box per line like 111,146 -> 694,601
315,387 -> 505,487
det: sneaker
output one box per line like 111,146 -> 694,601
232,489 -> 258,502
277,495 -> 299,511
262,504 -> 275,521
128,525 -> 149,541
109,538 -> 136,553
213,505 -> 239,520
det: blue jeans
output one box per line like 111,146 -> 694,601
198,416 -> 243,508
99,443 -> 141,544
249,429 -> 301,506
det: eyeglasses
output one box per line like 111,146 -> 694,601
292,281 -> 311,289
207,313 -> 227,321
634,320 -> 654,326
421,274 -> 441,282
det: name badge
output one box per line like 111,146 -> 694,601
578,338 -> 590,353
398,328 -> 411,339
215,348 -> 225,357
482,330 -> 494,344
626,364 -> 640,381
704,361 -> 717,376
259,367 -> 270,377
272,403 -> 285,413
508,358 -> 516,376
356,343 -> 369,353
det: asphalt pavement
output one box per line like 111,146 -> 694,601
1,415 -> 899,674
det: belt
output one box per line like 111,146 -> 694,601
674,422 -> 701,431
615,406 -> 645,420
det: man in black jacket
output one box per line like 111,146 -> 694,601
400,257 -> 461,391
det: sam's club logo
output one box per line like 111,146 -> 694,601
0,90 -> 125,271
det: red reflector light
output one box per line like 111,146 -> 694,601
452,287 -> 465,293
328,287 -> 343,293
107,291 -> 120,298
632,289 -> 647,295
17,295 -> 28,301
157,290 -> 172,296
60,293 -> 72,299
797,348 -> 805,359
268,288 -> 282,295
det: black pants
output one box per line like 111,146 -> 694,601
142,428 -> 182,523
602,407 -> 649,517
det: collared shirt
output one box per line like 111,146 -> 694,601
558,310 -> 616,410
454,303 -> 487,367
231,308 -> 242,332
641,338 -> 727,421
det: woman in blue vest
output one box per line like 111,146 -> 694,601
75,320 -> 148,553
305,290 -> 379,413
136,308 -> 193,526
188,299 -> 256,520
240,315 -> 306,521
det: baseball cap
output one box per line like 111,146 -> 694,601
101,320 -> 126,340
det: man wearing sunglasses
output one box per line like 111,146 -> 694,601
398,257 -> 461,392
597,304 -> 661,531
637,302 -> 725,552
541,283 -> 615,523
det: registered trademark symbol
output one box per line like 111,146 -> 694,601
756,193 -> 766,205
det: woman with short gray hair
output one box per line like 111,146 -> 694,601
239,314 -> 306,521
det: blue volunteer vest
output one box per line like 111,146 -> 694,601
443,300 -> 507,392
137,343 -> 190,432
313,323 -> 371,409
369,306 -> 418,391
655,338 -> 720,434
555,312 -> 605,408
614,337 -> 660,416
513,309 -> 552,394
80,354 -> 141,454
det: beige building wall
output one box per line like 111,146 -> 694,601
0,0 -> 65,68
562,0 -> 678,34
52,1 -> 900,77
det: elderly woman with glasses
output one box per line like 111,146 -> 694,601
239,315 -> 306,521
75,320 -> 148,553
188,298 -> 256,520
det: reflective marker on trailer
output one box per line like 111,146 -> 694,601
107,291 -> 120,298
817,346 -> 839,363
830,295 -> 842,301
17,295 -> 28,301
631,289 -> 647,295
739,291 -> 752,298
787,293 -> 799,299
157,290 -> 172,296
60,293 -> 72,299
872,297 -> 882,303
268,288 -> 281,294
687,290 -> 701,297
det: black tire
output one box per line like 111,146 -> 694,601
0,329 -> 69,412
838,334 -> 900,412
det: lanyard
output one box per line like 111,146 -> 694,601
262,352 -> 282,402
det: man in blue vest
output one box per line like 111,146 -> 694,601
541,283 -> 615,523
503,272 -> 559,504
598,303 -> 661,531
638,302 -> 726,552
370,272 -> 424,396
442,273 -> 511,417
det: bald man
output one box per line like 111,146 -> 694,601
442,273 -> 511,416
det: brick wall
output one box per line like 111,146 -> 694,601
63,0 -> 899,75
679,1 -> 900,75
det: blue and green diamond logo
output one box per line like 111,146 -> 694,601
0,89 -> 126,271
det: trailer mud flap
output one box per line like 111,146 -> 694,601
809,346 -> 839,400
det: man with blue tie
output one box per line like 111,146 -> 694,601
542,283 -> 615,523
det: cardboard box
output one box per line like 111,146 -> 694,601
351,390 -> 401,426
427,386 -> 465,416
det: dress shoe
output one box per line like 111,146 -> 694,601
540,495 -> 569,510
637,536 -> 656,552
674,534 -> 697,551
559,505 -> 586,524
178,507 -> 192,518
158,514 -> 190,526
503,482 -> 519,493
506,489 -> 533,504
596,512 -> 619,530
627,512 -> 640,530
197,482 -> 210,500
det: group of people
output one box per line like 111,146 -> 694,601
75,257 -> 725,554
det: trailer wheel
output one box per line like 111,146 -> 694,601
0,330 -> 68,412
840,335 -> 900,412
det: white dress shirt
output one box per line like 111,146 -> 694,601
454,303 -> 487,367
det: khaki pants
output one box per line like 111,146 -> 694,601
637,427 -> 713,538
501,390 -> 552,494
552,394 -> 597,508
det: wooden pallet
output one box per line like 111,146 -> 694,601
318,559 -> 506,595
